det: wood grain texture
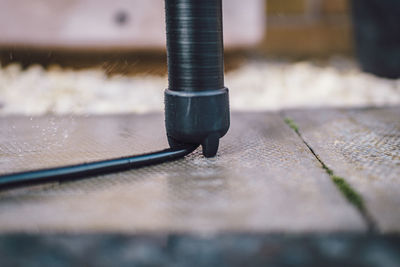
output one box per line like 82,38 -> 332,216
0,0 -> 265,50
0,113 -> 365,233
286,107 -> 400,232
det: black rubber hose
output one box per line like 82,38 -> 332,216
166,0 -> 224,92
0,145 -> 198,189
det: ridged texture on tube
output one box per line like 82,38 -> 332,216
165,0 -> 225,92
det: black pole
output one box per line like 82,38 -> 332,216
164,0 -> 230,157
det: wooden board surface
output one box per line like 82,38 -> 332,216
0,0 -> 265,50
0,113 -> 365,233
286,107 -> 400,233
1,234 -> 400,267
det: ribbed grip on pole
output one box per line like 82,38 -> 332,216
165,0 -> 224,92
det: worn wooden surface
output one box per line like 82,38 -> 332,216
286,107 -> 400,233
0,113 -> 365,233
1,234 -> 400,267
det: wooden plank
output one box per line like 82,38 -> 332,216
261,21 -> 353,57
267,0 -> 308,15
286,107 -> 400,232
0,113 -> 366,233
0,0 -> 265,50
1,234 -> 400,266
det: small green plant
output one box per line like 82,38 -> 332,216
284,117 -> 299,134
322,165 -> 334,176
332,176 -> 365,212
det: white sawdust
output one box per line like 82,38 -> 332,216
0,59 -> 399,115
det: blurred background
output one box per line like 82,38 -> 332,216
0,0 -> 399,115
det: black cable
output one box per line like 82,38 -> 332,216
0,145 -> 198,189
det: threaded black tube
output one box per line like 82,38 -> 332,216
165,0 -> 224,92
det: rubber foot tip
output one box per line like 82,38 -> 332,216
201,133 -> 220,158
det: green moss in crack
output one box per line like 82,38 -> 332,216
284,117 -> 299,134
283,116 -> 367,218
332,176 -> 365,212
322,165 -> 334,176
